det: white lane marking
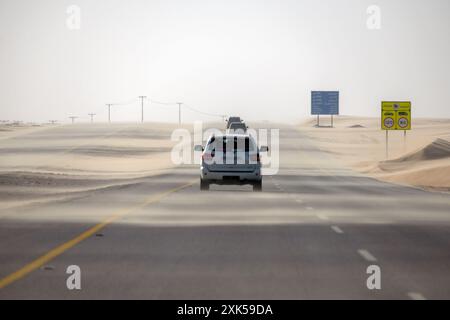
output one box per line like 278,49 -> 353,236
295,199 -> 303,203
317,214 -> 329,220
357,249 -> 377,262
306,206 -> 314,210
331,226 -> 344,234
407,292 -> 426,300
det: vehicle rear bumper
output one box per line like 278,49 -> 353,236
201,166 -> 261,184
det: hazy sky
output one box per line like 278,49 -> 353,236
0,0 -> 449,123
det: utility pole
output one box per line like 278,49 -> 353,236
138,96 -> 147,123
106,104 -> 112,123
177,102 -> 182,125
88,113 -> 96,123
69,116 -> 78,124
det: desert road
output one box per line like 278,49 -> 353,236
0,124 -> 449,299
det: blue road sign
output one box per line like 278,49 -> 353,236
311,91 -> 339,115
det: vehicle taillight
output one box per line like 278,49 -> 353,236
250,154 -> 260,163
202,153 -> 213,161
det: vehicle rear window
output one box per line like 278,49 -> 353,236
206,136 -> 256,152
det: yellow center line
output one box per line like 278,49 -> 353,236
0,179 -> 196,290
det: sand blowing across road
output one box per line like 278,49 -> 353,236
300,117 -> 450,192
0,122 -> 183,210
1,118 -> 449,212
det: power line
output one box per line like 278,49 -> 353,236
147,99 -> 181,124
149,99 -> 178,106
102,96 -> 227,123
150,99 -> 226,120
182,103 -> 227,119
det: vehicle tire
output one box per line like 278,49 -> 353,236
253,180 -> 262,192
200,179 -> 210,191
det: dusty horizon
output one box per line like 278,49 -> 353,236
1,0 -> 450,123
2,115 -> 450,125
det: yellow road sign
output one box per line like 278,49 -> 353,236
381,101 -> 411,130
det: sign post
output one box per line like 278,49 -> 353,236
381,101 -> 411,159
404,130 -> 407,153
386,130 -> 389,159
311,91 -> 339,127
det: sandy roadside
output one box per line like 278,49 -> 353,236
0,122 -> 188,210
298,116 -> 450,192
1,119 -> 448,212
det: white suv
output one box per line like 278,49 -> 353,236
195,134 -> 268,192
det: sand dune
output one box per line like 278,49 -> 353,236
0,171 -> 151,211
0,145 -> 171,156
392,138 -> 450,162
380,164 -> 450,192
1,119 -> 448,212
0,123 -> 184,210
300,117 -> 450,191
377,138 -> 450,191
0,123 -> 180,175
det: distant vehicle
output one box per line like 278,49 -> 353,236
227,122 -> 248,133
194,133 -> 269,192
226,116 -> 243,129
